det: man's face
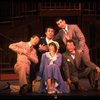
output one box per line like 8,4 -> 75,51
31,36 -> 40,46
45,28 -> 54,39
56,19 -> 66,29
66,42 -> 75,52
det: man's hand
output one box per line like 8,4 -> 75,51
96,67 -> 100,73
39,44 -> 48,51
77,49 -> 82,55
67,78 -> 72,86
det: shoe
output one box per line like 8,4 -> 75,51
55,88 -> 62,94
48,90 -> 55,94
80,87 -> 88,91
47,88 -> 56,94
4,82 -> 10,90
6,82 -> 10,88
74,83 -> 88,92
95,86 -> 100,91
19,84 -> 30,95
77,86 -> 88,92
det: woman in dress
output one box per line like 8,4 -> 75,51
37,40 -> 70,94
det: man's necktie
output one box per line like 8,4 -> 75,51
64,29 -> 68,34
64,29 -> 70,40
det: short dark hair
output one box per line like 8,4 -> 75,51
66,39 -> 76,46
49,42 -> 57,52
55,17 -> 65,22
45,26 -> 55,32
31,34 -> 40,39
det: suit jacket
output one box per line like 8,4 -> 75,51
9,41 -> 38,74
53,24 -> 89,54
62,51 -> 98,80
38,37 -> 53,58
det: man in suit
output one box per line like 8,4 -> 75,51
53,18 -> 90,61
62,39 -> 100,91
39,26 -> 55,53
36,26 -> 55,69
9,35 -> 40,94
29,27 -> 55,90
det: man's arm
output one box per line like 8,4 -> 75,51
9,41 -> 25,54
53,30 -> 62,41
62,54 -> 70,81
29,48 -> 39,64
74,25 -> 86,52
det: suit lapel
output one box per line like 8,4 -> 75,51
62,25 -> 73,44
61,30 -> 67,45
67,25 -> 72,39
67,52 -> 79,68
75,51 -> 81,69
66,53 -> 75,65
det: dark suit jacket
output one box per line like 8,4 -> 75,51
62,51 -> 98,80
35,37 -> 47,69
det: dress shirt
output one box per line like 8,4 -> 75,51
46,37 -> 53,44
63,26 -> 70,40
70,52 -> 75,60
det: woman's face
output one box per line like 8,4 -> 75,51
49,45 -> 56,53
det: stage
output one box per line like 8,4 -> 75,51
0,79 -> 100,99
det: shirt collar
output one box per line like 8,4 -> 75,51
46,37 -> 53,44
28,42 -> 32,47
65,25 -> 68,32
63,25 -> 68,33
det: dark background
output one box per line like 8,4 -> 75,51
0,1 -> 100,70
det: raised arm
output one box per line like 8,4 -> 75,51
9,41 -> 25,54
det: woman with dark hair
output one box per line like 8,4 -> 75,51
37,41 -> 70,94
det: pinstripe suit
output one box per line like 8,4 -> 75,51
62,51 -> 98,88
53,24 -> 90,60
